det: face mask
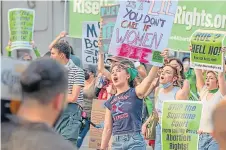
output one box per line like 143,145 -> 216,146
85,72 -> 90,80
183,61 -> 190,70
160,82 -> 172,89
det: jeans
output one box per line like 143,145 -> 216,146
154,124 -> 162,150
77,119 -> 90,148
199,133 -> 219,150
54,103 -> 82,146
112,132 -> 146,150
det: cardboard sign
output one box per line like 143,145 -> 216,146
190,30 -> 225,72
1,57 -> 28,100
109,0 -> 178,66
82,21 -> 108,66
162,101 -> 202,150
8,8 -> 35,50
89,99 -> 106,149
168,1 -> 226,52
100,5 -> 120,53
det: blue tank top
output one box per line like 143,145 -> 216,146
104,88 -> 143,135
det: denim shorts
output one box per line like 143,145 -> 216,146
199,133 -> 219,150
112,132 -> 146,150
154,124 -> 162,150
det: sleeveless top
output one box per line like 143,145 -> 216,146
155,86 -> 180,119
83,82 -> 96,118
199,86 -> 223,132
105,88 -> 143,135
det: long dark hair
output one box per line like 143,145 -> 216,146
168,58 -> 185,80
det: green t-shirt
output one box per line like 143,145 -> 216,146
185,69 -> 199,101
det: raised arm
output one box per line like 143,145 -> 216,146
195,69 -> 205,92
144,77 -> 159,97
100,109 -> 112,150
136,66 -> 159,99
219,58 -> 226,95
176,80 -> 190,100
49,31 -> 67,50
137,64 -> 147,79
98,52 -> 111,80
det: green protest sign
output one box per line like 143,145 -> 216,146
69,0 -> 118,38
168,1 -> 226,52
99,4 -> 119,53
162,101 -> 202,150
190,30 -> 225,72
8,8 -> 35,50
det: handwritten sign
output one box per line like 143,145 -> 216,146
1,57 -> 28,101
82,21 -> 108,66
162,101 -> 202,150
8,8 -> 35,51
100,4 -> 120,53
109,0 -> 178,66
190,30 -> 225,72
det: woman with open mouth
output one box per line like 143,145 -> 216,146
143,64 -> 190,150
195,64 -> 226,150
100,60 -> 159,150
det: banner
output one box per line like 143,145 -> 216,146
108,0 -> 178,66
100,4 -> 120,53
82,21 -> 108,66
190,30 -> 225,72
1,57 -> 28,100
162,101 -> 202,150
69,0 -> 118,38
8,8 -> 35,50
168,1 -> 226,52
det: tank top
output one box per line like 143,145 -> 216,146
199,86 -> 223,132
155,86 -> 180,119
83,82 -> 96,118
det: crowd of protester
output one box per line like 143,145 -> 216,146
1,31 -> 226,150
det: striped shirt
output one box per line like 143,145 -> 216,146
67,61 -> 85,106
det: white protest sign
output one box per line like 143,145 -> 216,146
109,0 -> 178,66
1,57 -> 28,101
82,21 -> 108,66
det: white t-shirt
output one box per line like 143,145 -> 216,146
199,86 -> 223,133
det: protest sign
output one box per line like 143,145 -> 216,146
1,57 -> 28,101
82,21 -> 108,66
168,1 -> 226,52
8,8 -> 35,51
108,0 -> 178,66
99,4 -> 120,53
69,0 -> 118,38
162,101 -> 202,150
190,30 -> 225,72
89,99 -> 106,149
